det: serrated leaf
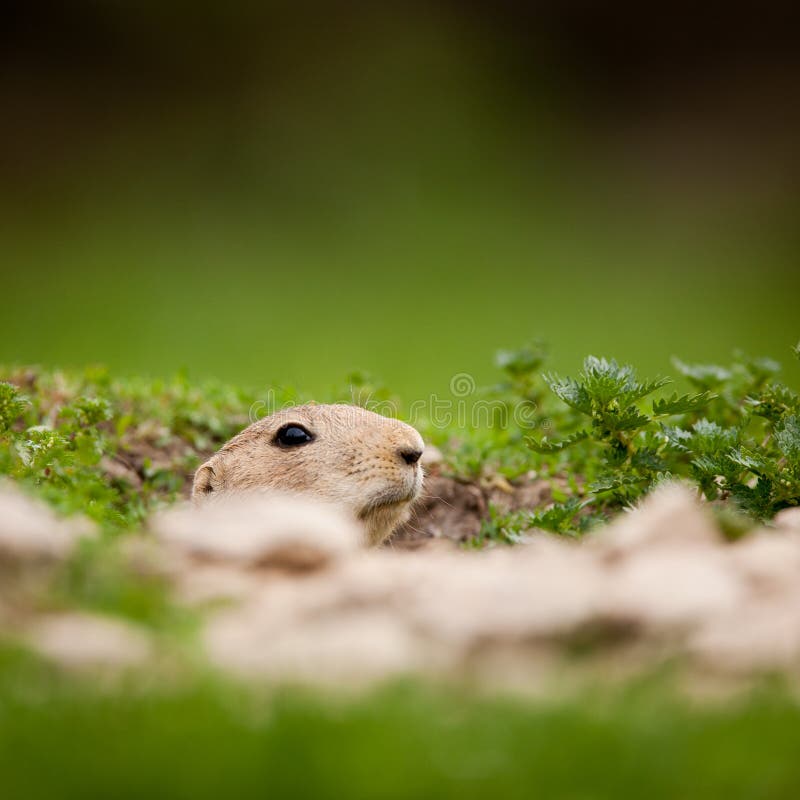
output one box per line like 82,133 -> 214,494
628,376 -> 673,403
661,424 -> 692,450
730,477 -> 776,518
652,391 -> 715,416
747,382 -> 800,420
690,418 -> 739,452
524,496 -> 586,534
728,446 -> 772,476
751,356 -> 782,376
579,357 -> 670,406
606,406 -> 650,431
494,342 -> 547,377
775,415 -> 800,462
630,447 -> 668,472
588,473 -> 646,495
526,429 -> 589,453
672,358 -> 732,389
0,382 -> 28,433
543,374 -> 592,414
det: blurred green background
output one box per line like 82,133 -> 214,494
2,3 -> 798,398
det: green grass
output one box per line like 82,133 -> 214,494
2,645 -> 800,800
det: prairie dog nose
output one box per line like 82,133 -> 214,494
399,448 -> 423,465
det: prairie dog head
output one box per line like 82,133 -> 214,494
192,404 -> 425,545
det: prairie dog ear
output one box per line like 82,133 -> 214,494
192,460 -> 221,500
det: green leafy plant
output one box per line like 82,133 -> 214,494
526,348 -> 800,530
0,367 -> 269,529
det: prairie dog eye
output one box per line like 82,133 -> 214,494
275,424 -> 314,447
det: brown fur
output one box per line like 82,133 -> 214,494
192,404 -> 425,545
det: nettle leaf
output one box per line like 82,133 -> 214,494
628,377 -> 673,405
672,358 -> 732,390
527,429 -> 589,454
580,356 -> 636,404
495,342 -> 547,377
747,383 -> 800,421
475,505 -> 529,546
530,345 -> 797,523
60,396 -> 113,427
691,453 -> 744,492
690,419 -> 739,453
579,356 -> 670,406
729,446 -> 773,477
604,439 -> 629,467
662,424 -> 693,451
775,415 -> 800,463
793,342 -> 800,361
524,496 -> 585,534
543,374 -> 592,414
630,447 -> 668,472
15,427 -> 72,470
588,472 -> 647,498
756,356 -> 782,374
607,406 -> 650,431
690,453 -> 725,476
731,478 -> 776,519
736,353 -> 782,383
0,382 -> 28,433
652,391 -> 715,416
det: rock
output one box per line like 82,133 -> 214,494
0,483 -> 94,564
594,482 -> 720,558
601,547 -> 743,631
403,544 -> 606,645
689,598 -> 800,672
725,529 -> 800,595
150,491 -> 362,570
774,506 -> 800,533
205,603 -> 424,685
26,613 -> 153,671
173,564 -> 265,606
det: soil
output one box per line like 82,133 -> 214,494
393,468 -> 552,546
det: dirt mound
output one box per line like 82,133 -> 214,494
394,471 -> 551,546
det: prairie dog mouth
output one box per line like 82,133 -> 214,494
359,482 -> 421,518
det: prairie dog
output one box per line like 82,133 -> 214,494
192,404 -> 424,545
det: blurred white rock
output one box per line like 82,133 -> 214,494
205,603 -> 424,686
595,482 -> 719,557
150,491 -> 362,570
601,547 -> 743,631
0,482 -> 94,563
404,545 -> 606,645
689,598 -> 800,672
725,529 -> 800,594
26,612 -> 153,671
774,506 -> 800,533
